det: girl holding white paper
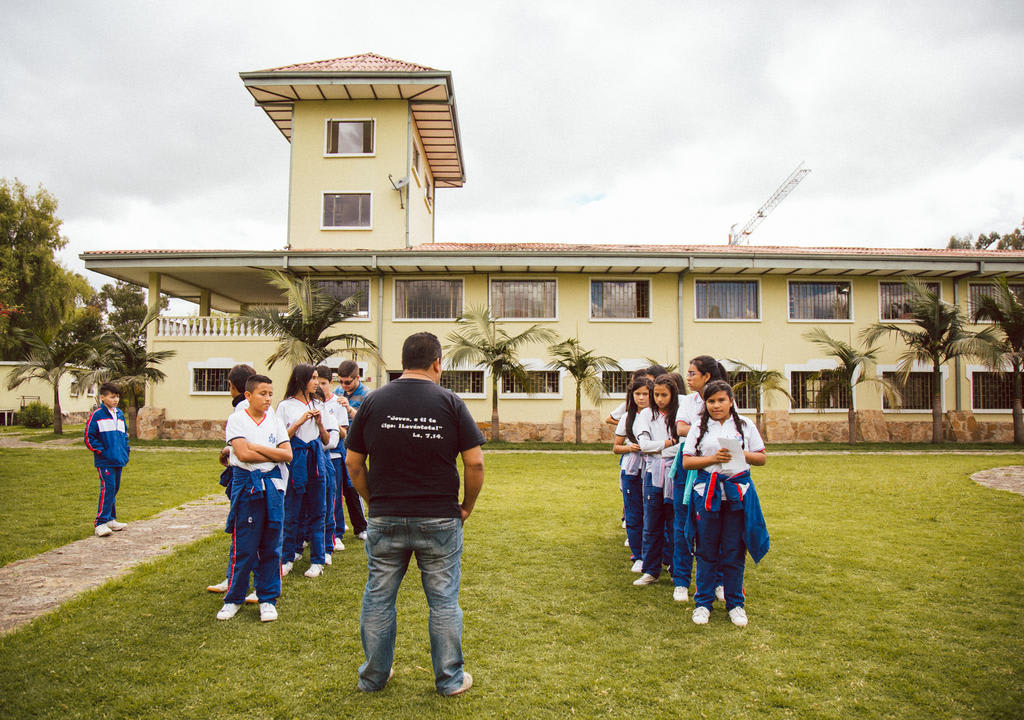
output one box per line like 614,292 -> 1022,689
682,380 -> 768,628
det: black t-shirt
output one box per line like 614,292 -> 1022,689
345,377 -> 485,518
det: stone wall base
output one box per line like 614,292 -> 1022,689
137,406 -> 1015,444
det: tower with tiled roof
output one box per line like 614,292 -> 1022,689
240,53 -> 465,251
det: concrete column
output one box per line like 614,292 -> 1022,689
146,272 -> 162,408
199,289 -> 211,317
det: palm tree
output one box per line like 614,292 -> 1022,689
548,338 -> 621,444
726,358 -> 793,436
802,328 -> 899,445
862,278 -> 994,443
244,271 -> 380,368
6,325 -> 95,434
445,306 -> 557,440
971,276 -> 1024,444
77,310 -> 176,438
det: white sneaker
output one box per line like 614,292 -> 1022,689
630,559 -> 643,573
673,586 -> 689,603
216,603 -> 242,621
728,606 -> 748,627
446,671 -> 473,696
206,578 -> 229,593
715,585 -> 725,602
324,553 -> 332,566
621,519 -> 626,529
259,602 -> 278,622
624,537 -> 630,547
281,562 -> 293,577
304,563 -> 323,578
692,606 -> 710,625
245,592 -> 258,604
107,519 -> 127,531
94,524 -> 112,537
633,573 -> 657,586
293,552 -> 302,562
357,531 -> 367,541
334,538 -> 345,551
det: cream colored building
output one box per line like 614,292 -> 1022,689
0,363 -> 98,425
82,54 -> 1024,442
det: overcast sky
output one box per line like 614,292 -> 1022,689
3,0 -> 1023,295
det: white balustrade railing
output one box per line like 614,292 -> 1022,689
154,316 -> 269,338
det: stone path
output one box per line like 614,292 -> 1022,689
969,465 -> 1024,496
0,493 -> 228,635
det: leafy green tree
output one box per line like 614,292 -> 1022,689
244,271 -> 379,368
862,279 -> 994,443
971,276 -> 1024,444
6,324 -> 96,434
0,179 -> 92,359
445,306 -> 557,441
995,223 -> 1024,250
802,328 -> 899,445
726,359 -> 792,436
77,310 -> 176,438
98,280 -> 167,341
548,338 -> 620,444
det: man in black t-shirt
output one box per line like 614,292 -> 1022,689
346,332 -> 484,696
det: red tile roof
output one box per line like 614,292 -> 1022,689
256,53 -> 436,74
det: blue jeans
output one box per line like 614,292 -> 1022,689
641,473 -> 674,577
358,516 -> 466,694
694,504 -> 746,611
620,470 -> 644,561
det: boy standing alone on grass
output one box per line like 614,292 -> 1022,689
85,383 -> 130,537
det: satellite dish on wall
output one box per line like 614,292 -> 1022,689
388,174 -> 409,208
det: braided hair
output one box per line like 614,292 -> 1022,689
693,380 -> 746,454
624,377 -> 654,444
652,374 -> 680,441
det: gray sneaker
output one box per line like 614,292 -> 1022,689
94,524 -> 112,537
107,519 -> 127,531
445,672 -> 473,696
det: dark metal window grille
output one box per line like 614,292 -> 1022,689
193,368 -> 230,393
791,370 -> 849,409
491,280 -> 556,319
882,371 -> 933,410
972,371 -> 1022,410
968,283 -> 1024,317
323,193 -> 371,227
591,280 -> 650,319
788,282 -> 851,320
395,279 -> 463,319
879,282 -> 940,320
696,281 -> 759,319
316,280 -> 369,317
601,371 -> 632,395
501,371 -> 560,394
441,371 -> 484,395
727,371 -> 756,410
326,120 -> 373,154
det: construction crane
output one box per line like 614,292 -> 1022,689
728,162 -> 811,245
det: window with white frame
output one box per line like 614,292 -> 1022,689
968,282 -> 1024,318
788,281 -> 852,321
971,371 -> 1022,410
326,120 -> 374,155
601,370 -> 633,396
323,193 -> 371,228
590,280 -> 650,319
695,280 -> 759,320
192,367 -> 231,394
726,370 -> 757,410
317,279 -> 370,318
441,370 -> 485,395
412,140 -> 421,176
501,370 -> 560,395
882,371 -> 933,410
491,279 -> 556,319
394,279 -> 463,319
791,370 -> 849,410
879,282 -> 940,320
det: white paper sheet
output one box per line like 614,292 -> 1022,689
718,437 -> 749,474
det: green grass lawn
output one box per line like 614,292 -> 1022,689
1,452 -> 1022,718
0,448 -> 224,566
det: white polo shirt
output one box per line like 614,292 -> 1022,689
682,414 -> 765,475
225,407 -> 289,490
277,397 -> 325,443
322,394 -> 349,460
